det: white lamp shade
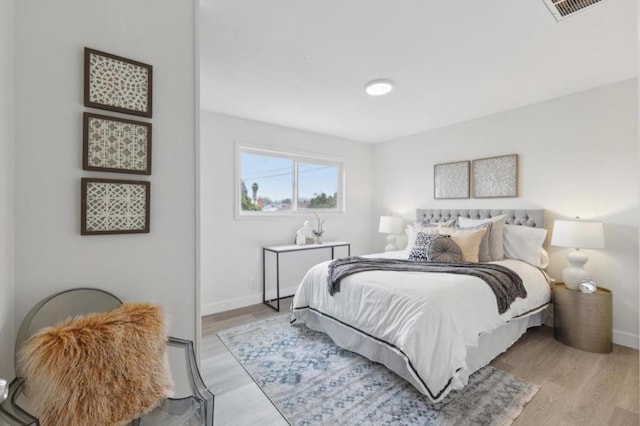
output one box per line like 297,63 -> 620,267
378,216 -> 403,234
551,220 -> 604,249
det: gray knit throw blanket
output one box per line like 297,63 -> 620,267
327,257 -> 527,314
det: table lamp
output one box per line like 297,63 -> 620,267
551,219 -> 604,290
379,216 -> 403,252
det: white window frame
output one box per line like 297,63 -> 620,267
235,144 -> 345,218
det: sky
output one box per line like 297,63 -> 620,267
241,152 -> 338,202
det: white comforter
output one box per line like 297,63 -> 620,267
291,251 -> 550,400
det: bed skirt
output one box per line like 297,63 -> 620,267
292,305 -> 548,401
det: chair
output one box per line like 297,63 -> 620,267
0,288 -> 214,426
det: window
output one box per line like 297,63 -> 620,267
238,146 -> 343,215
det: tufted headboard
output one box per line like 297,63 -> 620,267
416,209 -> 545,228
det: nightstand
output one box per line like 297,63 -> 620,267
553,282 -> 612,353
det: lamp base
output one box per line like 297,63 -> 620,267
562,249 -> 591,290
384,234 -> 398,252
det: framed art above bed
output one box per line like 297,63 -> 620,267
433,161 -> 470,199
471,154 -> 518,198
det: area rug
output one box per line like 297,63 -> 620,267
218,315 -> 539,426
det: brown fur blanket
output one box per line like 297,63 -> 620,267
20,303 -> 171,426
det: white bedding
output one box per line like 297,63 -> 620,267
291,250 -> 551,401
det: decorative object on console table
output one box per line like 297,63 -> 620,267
433,160 -> 470,199
433,161 -> 470,200
378,216 -> 403,252
550,218 -> 604,290
471,154 -> 518,198
81,178 -> 150,235
84,47 -> 153,118
313,211 -> 325,244
83,113 -> 152,175
295,221 -> 314,246
263,242 -> 350,312
553,283 -> 612,353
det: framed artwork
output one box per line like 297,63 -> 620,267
83,113 -> 152,175
81,178 -> 150,235
472,154 -> 518,198
434,161 -> 470,199
84,47 -> 153,117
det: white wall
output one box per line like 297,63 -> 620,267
200,112 -> 375,315
14,0 -> 197,341
373,80 -> 639,348
0,0 -> 15,378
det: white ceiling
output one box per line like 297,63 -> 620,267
199,0 -> 637,143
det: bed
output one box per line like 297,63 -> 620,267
291,209 -> 551,402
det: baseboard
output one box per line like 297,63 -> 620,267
613,329 -> 639,349
201,294 -> 262,316
201,286 -> 298,316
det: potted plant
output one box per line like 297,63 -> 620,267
312,212 -> 325,244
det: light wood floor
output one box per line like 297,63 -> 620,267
202,299 -> 639,426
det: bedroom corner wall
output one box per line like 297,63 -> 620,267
13,0 -> 198,342
373,80 -> 640,349
0,0 -> 16,378
199,112 -> 375,315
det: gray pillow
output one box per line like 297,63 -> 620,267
457,222 -> 492,262
427,236 -> 462,263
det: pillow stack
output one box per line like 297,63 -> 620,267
406,220 -> 487,263
405,213 -> 549,268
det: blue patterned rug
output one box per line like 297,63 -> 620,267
218,315 -> 538,425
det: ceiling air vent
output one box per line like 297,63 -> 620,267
542,0 -> 605,21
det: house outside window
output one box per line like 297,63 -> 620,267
237,146 -> 344,216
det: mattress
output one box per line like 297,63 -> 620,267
291,250 -> 551,402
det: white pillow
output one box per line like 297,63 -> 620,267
458,214 -> 507,261
540,248 -> 549,269
503,225 -> 548,267
404,223 -> 441,251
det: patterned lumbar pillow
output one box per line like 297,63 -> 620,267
427,235 -> 463,263
408,232 -> 439,261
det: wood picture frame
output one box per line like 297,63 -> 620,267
472,154 -> 519,198
433,160 -> 470,199
81,178 -> 150,235
83,112 -> 152,175
84,47 -> 153,117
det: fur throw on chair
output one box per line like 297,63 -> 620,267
20,303 -> 171,426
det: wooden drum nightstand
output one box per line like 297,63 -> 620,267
553,282 -> 612,353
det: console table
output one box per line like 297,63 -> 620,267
263,241 -> 351,311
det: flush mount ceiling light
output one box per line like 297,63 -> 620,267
365,80 -> 393,96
